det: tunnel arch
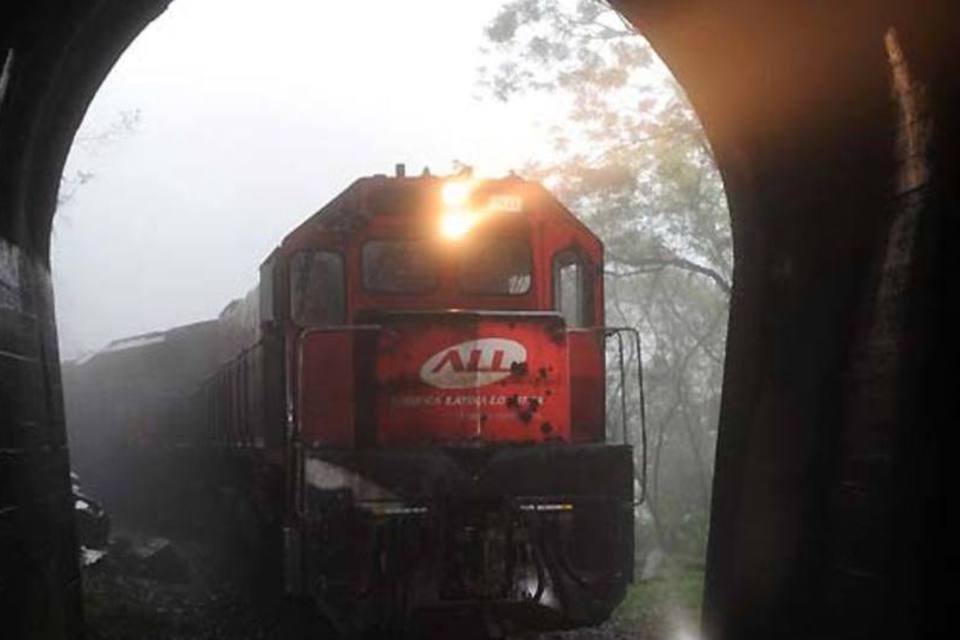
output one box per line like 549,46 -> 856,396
2,1 -> 960,639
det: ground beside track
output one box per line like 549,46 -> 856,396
530,562 -> 704,639
82,532 -> 272,640
81,529 -> 703,640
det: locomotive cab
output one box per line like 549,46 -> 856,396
268,175 -> 607,447
260,173 -> 634,633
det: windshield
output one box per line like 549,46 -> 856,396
458,235 -> 532,295
289,250 -> 345,326
362,240 -> 438,293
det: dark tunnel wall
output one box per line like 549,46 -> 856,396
0,2 -> 171,637
613,1 -> 960,638
1,1 -> 959,638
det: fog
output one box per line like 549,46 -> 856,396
53,0 -> 558,359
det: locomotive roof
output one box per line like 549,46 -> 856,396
279,173 -> 598,249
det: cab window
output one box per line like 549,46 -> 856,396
289,250 -> 345,326
362,240 -> 437,293
553,249 -> 593,327
458,236 -> 532,295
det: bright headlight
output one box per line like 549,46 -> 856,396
440,210 -> 476,240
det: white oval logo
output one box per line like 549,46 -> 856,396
420,338 -> 527,389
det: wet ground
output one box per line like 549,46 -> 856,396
80,530 -> 700,640
83,534 -> 273,639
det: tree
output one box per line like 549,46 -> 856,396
480,0 -> 731,559
57,108 -> 141,207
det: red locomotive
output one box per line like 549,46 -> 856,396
66,168 -> 639,636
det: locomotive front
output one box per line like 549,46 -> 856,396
266,172 -> 635,634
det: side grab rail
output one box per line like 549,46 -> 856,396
603,326 -> 648,505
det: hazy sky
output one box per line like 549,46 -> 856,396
52,0 -> 562,359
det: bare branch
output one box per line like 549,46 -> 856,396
607,254 -> 732,295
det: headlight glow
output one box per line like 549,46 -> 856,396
442,180 -> 473,207
440,210 -> 476,240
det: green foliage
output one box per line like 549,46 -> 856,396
612,562 -> 705,638
480,0 -> 730,561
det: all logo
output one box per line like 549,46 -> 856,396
420,338 -> 527,389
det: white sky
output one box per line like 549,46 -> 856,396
52,0 -> 565,359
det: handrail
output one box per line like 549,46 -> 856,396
602,326 -> 648,506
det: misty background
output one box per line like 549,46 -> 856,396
53,0 -> 565,360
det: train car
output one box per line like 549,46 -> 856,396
68,168 -> 640,636
62,321 -> 223,519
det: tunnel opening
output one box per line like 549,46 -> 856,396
48,1 -> 729,638
5,1 -> 960,640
